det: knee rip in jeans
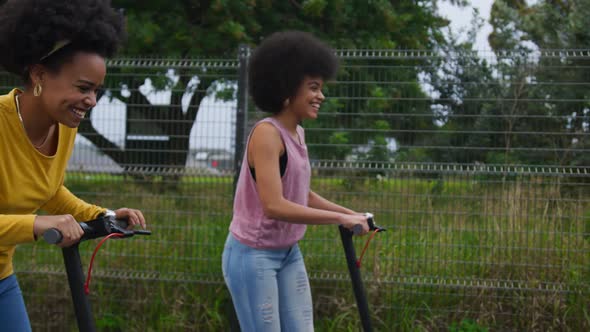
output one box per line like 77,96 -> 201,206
295,271 -> 308,294
259,299 -> 274,324
303,308 -> 313,324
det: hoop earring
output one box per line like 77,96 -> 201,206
33,83 -> 42,97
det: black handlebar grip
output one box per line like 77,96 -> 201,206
43,223 -> 89,244
351,213 -> 375,235
352,224 -> 363,235
43,228 -> 63,244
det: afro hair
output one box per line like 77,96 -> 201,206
248,30 -> 339,114
0,0 -> 126,82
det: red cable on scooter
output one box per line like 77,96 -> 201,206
356,229 -> 380,268
84,233 -> 124,295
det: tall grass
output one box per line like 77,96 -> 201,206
14,172 -> 590,331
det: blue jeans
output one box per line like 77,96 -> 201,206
0,274 -> 32,332
222,233 -> 314,332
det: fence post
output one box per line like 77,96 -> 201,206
233,44 -> 250,191
227,44 -> 249,332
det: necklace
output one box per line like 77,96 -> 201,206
15,94 -> 51,149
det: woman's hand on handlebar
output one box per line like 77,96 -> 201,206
33,215 -> 84,247
113,208 -> 147,229
339,213 -> 370,235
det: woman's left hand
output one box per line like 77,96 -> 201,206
114,208 -> 147,229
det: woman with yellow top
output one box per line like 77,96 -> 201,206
0,1 -> 146,330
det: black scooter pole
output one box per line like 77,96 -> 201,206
339,213 -> 385,332
339,225 -> 372,331
62,244 -> 96,332
43,215 -> 151,332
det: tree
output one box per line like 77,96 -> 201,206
414,5 -> 501,164
422,0 -> 590,166
77,0 -> 465,180
488,0 -> 590,166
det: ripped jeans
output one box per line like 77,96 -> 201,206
222,233 -> 314,332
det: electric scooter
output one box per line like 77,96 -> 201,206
43,215 -> 151,332
339,213 -> 385,332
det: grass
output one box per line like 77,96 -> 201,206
13,171 -> 590,331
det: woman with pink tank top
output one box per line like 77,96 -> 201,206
222,31 -> 370,331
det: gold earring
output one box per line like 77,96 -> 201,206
33,83 -> 42,97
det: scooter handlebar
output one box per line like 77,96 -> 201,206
43,215 -> 151,245
43,228 -> 64,245
349,212 -> 386,235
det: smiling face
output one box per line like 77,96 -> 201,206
287,76 -> 326,120
33,52 -> 106,128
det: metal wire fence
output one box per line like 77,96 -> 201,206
3,48 -> 589,331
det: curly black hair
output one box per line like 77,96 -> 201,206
248,31 -> 339,114
0,0 -> 126,82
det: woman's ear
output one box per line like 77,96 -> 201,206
283,98 -> 290,108
28,64 -> 46,86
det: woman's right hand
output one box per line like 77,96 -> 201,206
339,214 -> 370,235
33,215 -> 84,247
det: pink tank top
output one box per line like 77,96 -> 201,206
229,117 -> 310,249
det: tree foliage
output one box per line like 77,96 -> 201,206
114,0 -> 450,56
421,0 -> 590,166
489,0 -> 590,166
79,0 -> 460,176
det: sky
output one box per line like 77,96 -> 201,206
438,0 -> 494,51
439,0 -> 541,50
